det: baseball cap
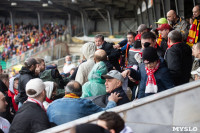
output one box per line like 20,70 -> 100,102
191,67 -> 200,76
26,78 -> 45,98
157,24 -> 172,31
101,70 -> 124,82
24,58 -> 38,67
155,18 -> 168,24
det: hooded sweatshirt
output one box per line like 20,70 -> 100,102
75,42 -> 96,85
43,81 -> 54,109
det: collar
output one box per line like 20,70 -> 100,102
27,97 -> 43,108
110,86 -> 123,94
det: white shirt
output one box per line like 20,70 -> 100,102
0,117 -> 10,133
63,63 -> 76,73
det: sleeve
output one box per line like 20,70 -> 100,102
160,69 -> 175,89
108,48 -> 121,60
118,39 -> 128,47
75,65 -> 85,85
180,21 -> 190,41
129,68 -> 141,81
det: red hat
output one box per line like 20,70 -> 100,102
157,24 -> 172,31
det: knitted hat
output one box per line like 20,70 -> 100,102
155,18 -> 168,24
142,47 -> 159,63
26,78 -> 45,98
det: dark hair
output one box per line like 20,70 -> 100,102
14,77 -> 19,81
141,32 -> 156,42
0,74 -> 9,81
127,32 -> 136,37
168,30 -> 182,43
65,80 -> 82,97
26,89 -> 37,95
36,58 -> 44,64
95,34 -> 104,41
98,112 -> 124,133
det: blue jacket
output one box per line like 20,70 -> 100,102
47,98 -> 116,125
130,57 -> 174,98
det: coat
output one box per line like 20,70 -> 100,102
129,57 -> 174,98
165,42 -> 193,86
81,61 -> 107,98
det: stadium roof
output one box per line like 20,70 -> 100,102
0,0 -> 140,19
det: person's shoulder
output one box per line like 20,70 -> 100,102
0,117 -> 10,125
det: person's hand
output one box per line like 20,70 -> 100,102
121,69 -> 131,78
108,92 -> 122,103
128,76 -> 136,82
113,44 -> 120,49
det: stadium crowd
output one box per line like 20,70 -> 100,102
0,21 -> 66,61
0,5 -> 200,133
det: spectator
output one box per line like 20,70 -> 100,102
0,74 -> 14,123
165,30 -> 193,86
155,18 -> 168,46
0,92 -> 10,133
35,58 -> 46,77
97,112 -> 133,133
47,80 -> 121,125
135,24 -> 148,40
43,81 -> 58,109
187,5 -> 200,47
122,47 -> 174,98
191,67 -> 200,80
75,42 -> 96,85
167,10 -> 189,41
15,58 -> 38,107
90,70 -> 130,107
9,78 -> 51,133
191,42 -> 200,80
156,24 -> 172,54
81,50 -> 108,98
63,55 -> 76,74
94,34 -> 121,71
71,124 -> 109,133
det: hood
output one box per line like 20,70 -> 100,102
9,74 -> 20,93
19,66 -> 34,75
44,81 -> 54,99
81,42 -> 96,60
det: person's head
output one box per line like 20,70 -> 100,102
24,57 -> 38,72
95,34 -> 104,47
0,65 -> 2,74
141,32 -> 157,49
137,24 -> 148,34
70,68 -> 75,75
44,81 -> 58,100
168,30 -> 182,45
65,80 -> 82,97
192,42 -> 200,58
26,78 -> 46,102
189,17 -> 194,25
142,47 -> 159,69
36,58 -> 45,72
70,123 -> 109,133
97,112 -> 125,133
14,77 -> 19,89
102,70 -> 124,93
193,5 -> 200,18
0,74 -> 9,88
155,18 -> 168,28
157,24 -> 172,39
0,92 -> 7,113
167,10 -> 178,25
127,32 -> 136,44
94,49 -> 107,63
65,55 -> 72,64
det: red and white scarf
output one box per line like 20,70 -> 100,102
145,61 -> 160,93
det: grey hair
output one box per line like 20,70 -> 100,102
95,34 -> 104,41
168,30 -> 182,43
65,80 -> 82,97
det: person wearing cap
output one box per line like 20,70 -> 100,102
9,78 -> 51,133
157,24 -> 172,54
89,70 -> 130,107
47,80 -> 121,125
155,18 -> 168,46
122,47 -> 174,98
135,24 -> 148,41
187,5 -> 200,47
15,57 -> 38,108
165,30 -> 192,86
167,10 -> 189,41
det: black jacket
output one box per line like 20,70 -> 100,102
0,80 -> 14,123
15,67 -> 35,103
88,86 -> 130,108
9,102 -> 51,133
100,41 -> 121,71
165,42 -> 192,86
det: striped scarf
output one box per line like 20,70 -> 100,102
186,19 -> 200,47
64,93 -> 80,98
